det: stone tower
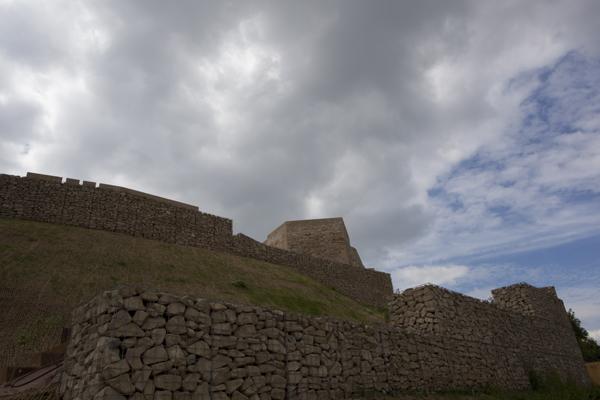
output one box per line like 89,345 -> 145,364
264,217 -> 364,268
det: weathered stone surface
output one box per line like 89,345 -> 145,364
166,316 -> 187,334
187,341 -> 210,357
102,359 -> 130,380
143,346 -> 169,365
112,323 -> 145,337
155,374 -> 182,391
107,373 -> 135,395
154,390 -> 172,400
109,310 -> 131,329
94,386 -> 126,400
193,382 -> 210,400
166,302 -> 186,316
133,310 -> 149,326
124,296 -> 145,311
61,285 -> 590,400
182,373 -> 201,392
211,323 -> 232,335
167,345 -> 187,366
144,318 -> 167,330
152,328 -> 167,345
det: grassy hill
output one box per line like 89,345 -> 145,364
0,217 -> 385,367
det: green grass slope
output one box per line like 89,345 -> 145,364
0,217 -> 384,366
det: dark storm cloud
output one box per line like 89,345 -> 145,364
1,0 -> 600,270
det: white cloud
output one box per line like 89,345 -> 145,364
589,330 -> 600,342
392,264 -> 470,291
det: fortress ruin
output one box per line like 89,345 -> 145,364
0,171 -> 592,397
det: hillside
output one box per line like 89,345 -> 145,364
0,217 -> 385,367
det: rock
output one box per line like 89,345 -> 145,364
165,334 -> 181,347
166,316 -> 187,334
152,329 -> 167,345
184,308 -> 210,325
212,367 -> 230,385
109,310 -> 132,329
93,386 -> 126,400
125,347 -> 145,370
211,323 -> 232,335
166,302 -> 186,316
155,374 -> 182,391
187,341 -> 210,357
107,373 -> 135,395
235,325 -> 256,337
113,323 -> 145,337
231,391 -> 248,400
226,379 -> 244,393
143,346 -> 169,365
132,368 -> 152,391
154,391 -> 172,400
192,382 -> 210,400
267,339 -> 285,354
124,296 -> 145,311
152,360 -> 174,375
159,293 -> 179,304
304,354 -> 320,367
182,373 -> 201,392
174,392 -> 191,400
143,318 -> 166,330
270,374 -> 286,388
271,388 -> 285,400
133,310 -> 149,326
167,345 -> 187,366
287,361 -> 301,371
237,313 -> 257,325
212,355 -> 232,369
102,359 -> 130,380
141,291 -> 159,302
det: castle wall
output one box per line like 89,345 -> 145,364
231,234 -> 391,308
0,173 -> 392,308
61,286 -> 589,400
388,284 -> 588,386
0,173 -> 232,249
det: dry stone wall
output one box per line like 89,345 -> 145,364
0,172 -> 392,308
0,173 -> 232,249
61,286 -> 590,400
389,284 -> 589,387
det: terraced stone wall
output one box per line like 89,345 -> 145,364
0,172 -> 393,308
61,286 -> 589,400
230,234 -> 392,308
0,173 -> 232,249
389,284 -> 589,386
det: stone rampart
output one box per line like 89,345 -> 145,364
0,173 -> 232,249
389,284 -> 588,386
0,172 -> 392,308
61,286 -> 589,400
231,234 -> 391,309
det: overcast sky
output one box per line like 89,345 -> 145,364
1,1 -> 599,337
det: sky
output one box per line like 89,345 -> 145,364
0,1 -> 599,338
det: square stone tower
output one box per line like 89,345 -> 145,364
264,217 -> 364,268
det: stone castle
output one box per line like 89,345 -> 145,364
0,172 -> 592,398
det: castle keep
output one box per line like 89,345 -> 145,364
264,218 -> 364,268
0,171 -> 592,397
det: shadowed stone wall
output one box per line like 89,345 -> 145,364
61,285 -> 589,400
0,172 -> 392,308
389,284 -> 588,387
